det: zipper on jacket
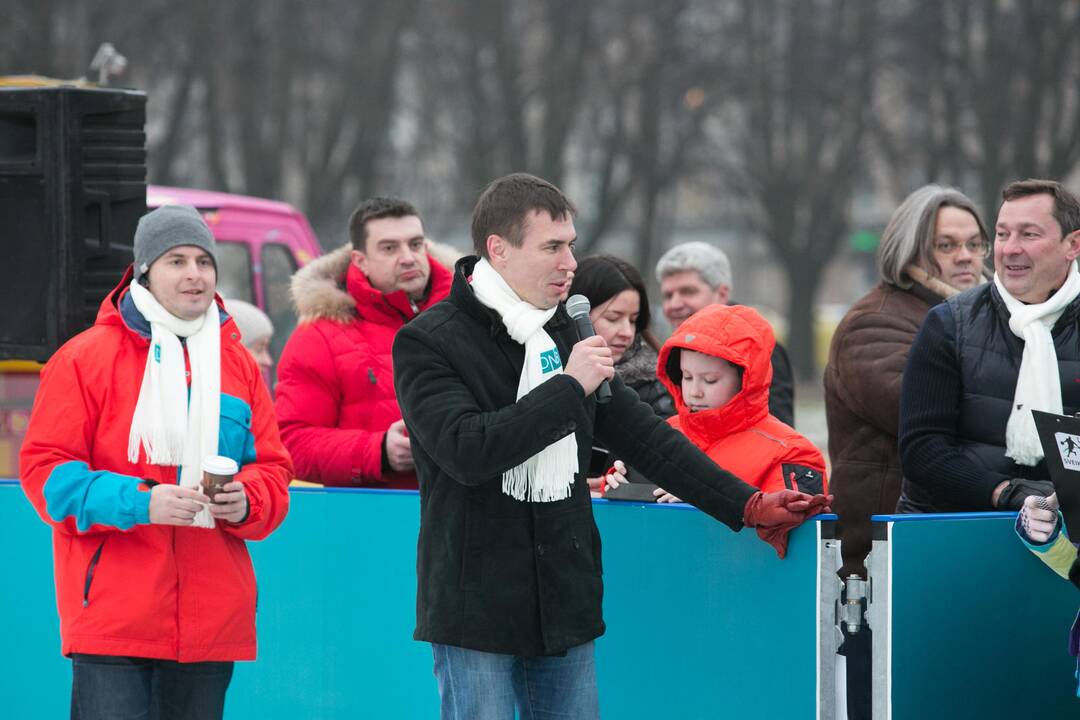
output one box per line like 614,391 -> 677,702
173,523 -> 180,656
380,296 -> 411,323
82,538 -> 107,607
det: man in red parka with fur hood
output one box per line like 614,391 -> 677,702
275,197 -> 453,488
653,304 -> 827,500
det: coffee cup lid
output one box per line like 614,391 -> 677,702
202,455 -> 239,475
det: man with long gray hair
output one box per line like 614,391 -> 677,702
827,185 -> 990,580
655,241 -> 796,426
823,184 -> 990,718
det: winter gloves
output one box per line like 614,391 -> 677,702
743,490 -> 832,559
995,479 -> 1055,511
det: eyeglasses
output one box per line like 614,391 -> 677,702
933,240 -> 989,256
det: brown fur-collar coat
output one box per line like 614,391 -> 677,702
824,268 -> 961,577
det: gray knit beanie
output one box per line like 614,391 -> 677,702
133,205 -> 217,283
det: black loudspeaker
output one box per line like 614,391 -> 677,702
0,86 -> 146,361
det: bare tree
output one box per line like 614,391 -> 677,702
141,0 -> 419,233
411,0 -> 593,200
715,0 -> 879,379
575,0 -> 719,276
885,0 -> 1080,218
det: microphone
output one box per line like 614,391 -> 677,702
565,294 -> 612,404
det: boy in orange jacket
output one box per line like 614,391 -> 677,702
608,304 -> 826,501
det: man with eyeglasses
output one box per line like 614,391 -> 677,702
898,179 -> 1080,514
929,223 -> 989,290
824,185 -> 990,719
828,184 -> 990,573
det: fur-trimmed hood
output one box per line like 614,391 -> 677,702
291,240 -> 463,324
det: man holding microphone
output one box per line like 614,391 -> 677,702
392,172 -> 830,719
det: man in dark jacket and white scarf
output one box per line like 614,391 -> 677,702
392,172 -> 830,719
900,179 -> 1080,513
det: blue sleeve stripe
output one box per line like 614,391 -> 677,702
220,393 -> 257,465
43,461 -> 151,532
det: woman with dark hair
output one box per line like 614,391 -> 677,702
568,255 -> 673,418
569,254 -> 673,496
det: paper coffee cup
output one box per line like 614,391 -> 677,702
202,455 -> 239,501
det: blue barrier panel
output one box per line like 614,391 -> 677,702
1,480 -> 821,718
0,482 -> 70,718
591,502 -> 823,719
873,513 -> 1079,718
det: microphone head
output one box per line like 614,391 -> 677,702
565,294 -> 591,320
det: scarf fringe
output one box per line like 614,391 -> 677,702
127,423 -> 185,467
501,434 -> 578,502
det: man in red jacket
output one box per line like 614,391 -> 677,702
275,197 -> 453,487
20,205 -> 293,720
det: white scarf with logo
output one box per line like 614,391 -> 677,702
127,281 -> 221,527
470,259 -> 578,502
994,261 -> 1080,465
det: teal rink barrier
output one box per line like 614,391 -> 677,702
870,513 -> 1080,718
0,481 -> 821,719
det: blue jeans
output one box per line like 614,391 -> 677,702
70,654 -> 234,720
432,641 -> 599,720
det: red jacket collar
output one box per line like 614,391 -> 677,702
346,256 -> 453,325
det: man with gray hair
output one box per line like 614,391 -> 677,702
827,184 -> 989,575
656,241 -> 795,426
824,185 -> 989,720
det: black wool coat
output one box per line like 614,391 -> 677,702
392,256 -> 758,656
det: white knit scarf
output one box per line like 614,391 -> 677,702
127,281 -> 222,527
470,259 -> 578,502
994,261 -> 1080,465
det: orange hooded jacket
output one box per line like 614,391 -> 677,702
657,304 -> 827,495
